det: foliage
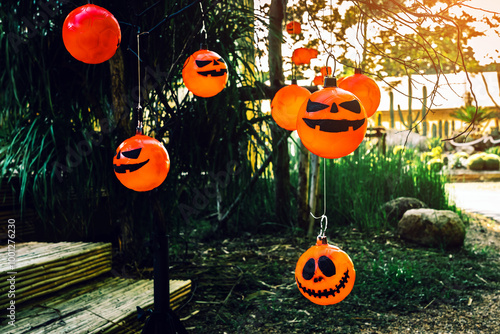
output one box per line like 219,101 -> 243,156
278,0 -> 499,78
450,105 -> 496,132
287,142 -> 455,233
0,1 -> 274,250
486,146 -> 500,157
450,151 -> 469,169
466,153 -> 500,171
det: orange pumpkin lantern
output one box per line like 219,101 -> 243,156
182,46 -> 228,98
271,80 -> 311,131
313,75 -> 324,86
338,68 -> 381,118
320,66 -> 332,76
286,21 -> 301,35
62,4 -> 121,64
292,48 -> 318,66
295,236 -> 355,305
113,134 -> 170,192
296,77 -> 367,159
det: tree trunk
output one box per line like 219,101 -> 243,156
109,47 -> 133,252
307,154 -> 321,237
297,140 -> 310,232
268,0 -> 292,227
109,47 -> 132,139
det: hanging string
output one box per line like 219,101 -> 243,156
310,157 -> 328,238
199,2 -> 207,46
136,33 -> 143,134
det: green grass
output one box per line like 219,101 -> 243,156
176,230 -> 500,333
288,142 -> 456,233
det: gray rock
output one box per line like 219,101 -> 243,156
381,197 -> 427,226
397,208 -> 466,248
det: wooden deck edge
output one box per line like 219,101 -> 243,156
3,277 -> 192,334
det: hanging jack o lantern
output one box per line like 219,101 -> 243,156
113,134 -> 170,192
292,48 -> 318,66
182,46 -> 228,98
296,77 -> 367,159
286,21 -> 301,35
271,80 -> 311,131
338,68 -> 381,118
313,75 -> 324,86
295,236 -> 355,305
62,4 -> 121,64
320,66 -> 332,76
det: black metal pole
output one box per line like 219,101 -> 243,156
154,234 -> 170,313
142,193 -> 187,334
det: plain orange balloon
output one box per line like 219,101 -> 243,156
113,134 -> 170,192
296,77 -> 367,159
62,4 -> 121,64
338,68 -> 381,118
295,237 -> 356,305
271,81 -> 311,131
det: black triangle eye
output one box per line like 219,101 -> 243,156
306,100 -> 329,113
121,148 -> 142,159
339,100 -> 362,114
196,60 -> 212,68
217,58 -> 225,63
318,256 -> 336,277
302,258 -> 316,280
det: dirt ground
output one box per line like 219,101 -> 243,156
173,213 -> 500,333
356,213 -> 500,334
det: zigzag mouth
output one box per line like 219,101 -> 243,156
197,69 -> 228,77
113,159 -> 149,173
302,119 -> 365,133
296,269 -> 350,299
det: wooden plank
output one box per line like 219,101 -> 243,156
0,251 -> 111,287
0,242 -> 112,273
0,242 -> 112,312
3,277 -> 191,334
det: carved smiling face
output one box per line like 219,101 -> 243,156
295,237 -> 356,305
296,86 -> 367,159
113,134 -> 170,192
182,48 -> 228,98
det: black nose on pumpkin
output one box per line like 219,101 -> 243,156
314,276 -> 324,283
330,103 -> 339,113
213,59 -> 220,65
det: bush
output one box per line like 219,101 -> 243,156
427,158 -> 444,172
484,154 -> 500,170
450,151 -> 469,169
454,151 -> 469,160
486,146 -> 500,157
467,153 -> 500,171
467,153 -> 485,171
420,151 -> 434,163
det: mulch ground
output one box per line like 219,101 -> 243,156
115,213 -> 500,333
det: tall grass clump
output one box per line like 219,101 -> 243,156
314,143 -> 454,231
